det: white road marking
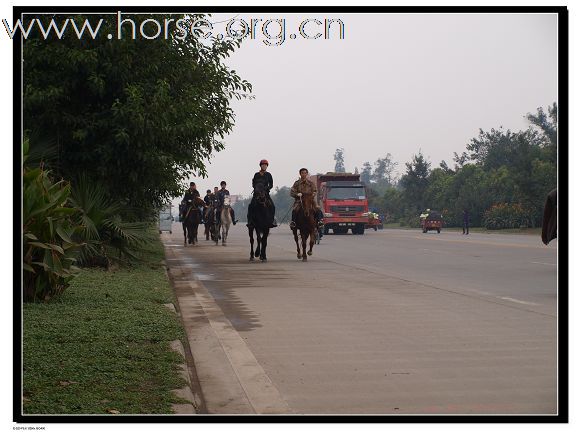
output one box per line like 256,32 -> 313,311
499,297 -> 539,306
531,261 -> 557,266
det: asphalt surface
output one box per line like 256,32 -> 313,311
162,223 -> 558,415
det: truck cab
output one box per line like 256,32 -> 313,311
310,173 -> 369,235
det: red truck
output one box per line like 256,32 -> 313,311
309,172 -> 370,235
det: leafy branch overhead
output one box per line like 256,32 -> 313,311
23,13 -> 253,218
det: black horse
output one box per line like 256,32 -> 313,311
247,183 -> 274,262
204,202 -> 220,243
180,198 -> 204,246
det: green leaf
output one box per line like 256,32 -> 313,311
28,241 -> 51,250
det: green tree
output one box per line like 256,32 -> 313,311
526,103 -> 557,149
372,153 -> 398,186
23,14 -> 252,218
334,148 -> 346,173
381,186 -> 404,223
271,186 -> 294,223
360,161 -> 372,184
399,151 -> 431,213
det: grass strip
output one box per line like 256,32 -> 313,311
22,236 -> 188,414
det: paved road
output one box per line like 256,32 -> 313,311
163,224 -> 558,415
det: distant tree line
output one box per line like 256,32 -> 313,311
237,104 -> 556,230
366,104 -> 557,228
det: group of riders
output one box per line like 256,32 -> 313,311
180,159 -> 324,231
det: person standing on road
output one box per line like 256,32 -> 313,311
462,209 -> 470,235
541,188 -> 557,245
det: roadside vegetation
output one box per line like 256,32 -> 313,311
358,104 -> 557,230
21,13 -> 252,413
23,237 -> 188,414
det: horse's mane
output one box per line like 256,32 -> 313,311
298,192 -> 316,216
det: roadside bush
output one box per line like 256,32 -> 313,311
483,203 -> 533,230
69,176 -> 157,267
399,215 -> 421,228
23,144 -> 83,301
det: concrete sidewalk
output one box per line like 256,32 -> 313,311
162,225 -> 557,415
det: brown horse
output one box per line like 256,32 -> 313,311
292,193 -> 317,261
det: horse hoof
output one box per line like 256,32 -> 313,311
297,254 -> 301,259
222,243 -> 226,246
250,257 -> 255,262
302,257 -> 307,262
261,258 -> 267,262
307,251 -> 312,256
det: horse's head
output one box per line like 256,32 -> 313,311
223,195 -> 231,207
300,192 -> 316,217
253,183 -> 268,206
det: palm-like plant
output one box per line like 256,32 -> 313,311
23,139 -> 83,301
69,176 -> 157,266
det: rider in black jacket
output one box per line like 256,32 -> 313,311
182,182 -> 200,203
249,159 -> 277,228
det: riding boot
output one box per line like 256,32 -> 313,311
290,210 -> 297,229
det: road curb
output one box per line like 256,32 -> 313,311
163,241 -> 292,414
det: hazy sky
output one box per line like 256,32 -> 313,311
188,12 -> 557,198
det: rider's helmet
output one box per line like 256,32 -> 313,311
259,159 -> 269,166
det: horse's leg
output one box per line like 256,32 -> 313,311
255,230 -> 261,258
187,221 -> 194,244
223,223 -> 229,246
307,228 -> 315,255
260,228 -> 269,261
293,228 -> 301,259
183,223 -> 187,246
307,224 -> 315,255
249,226 -> 255,261
192,223 -> 198,245
301,230 -> 308,261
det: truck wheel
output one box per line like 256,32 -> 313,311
437,228 -> 440,234
323,226 -> 329,235
374,226 -> 377,231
